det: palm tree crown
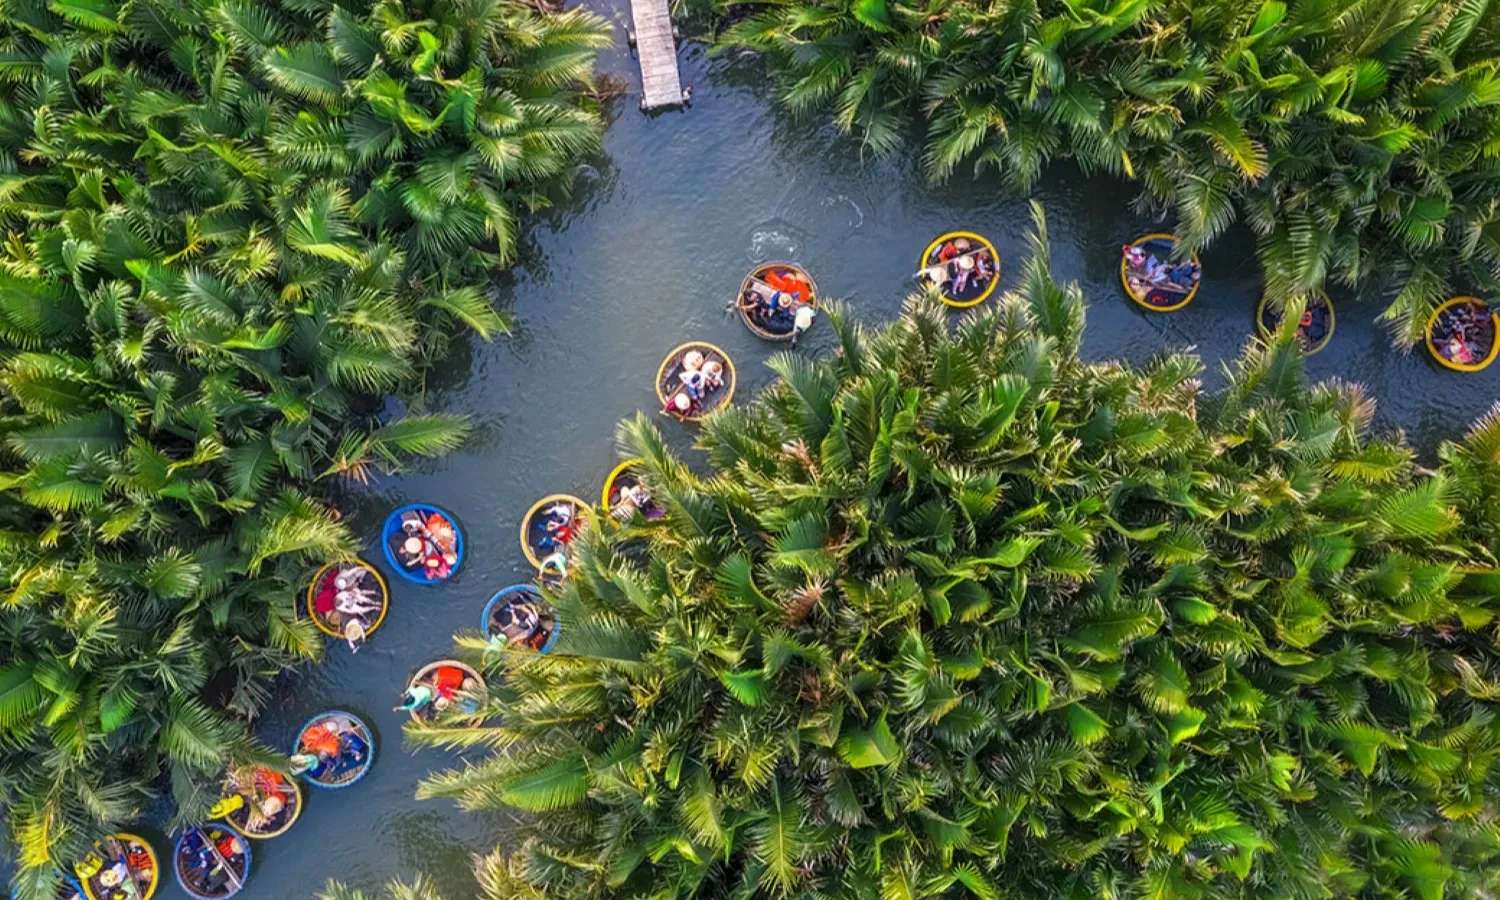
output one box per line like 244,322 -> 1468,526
0,0 -> 608,878
415,205 -> 1500,898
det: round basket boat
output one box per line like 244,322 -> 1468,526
402,659 -> 487,723
76,833 -> 158,900
736,262 -> 818,341
1120,233 -> 1200,313
305,559 -> 389,644
172,825 -> 250,900
217,767 -> 302,840
380,503 -> 464,585
601,459 -> 665,521
1257,293 -> 1335,355
291,710 -> 375,790
1426,296 -> 1500,372
655,342 -> 736,423
918,231 -> 1001,308
482,585 -> 561,654
519,494 -> 590,570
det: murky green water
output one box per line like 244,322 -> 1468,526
11,4 -> 1496,896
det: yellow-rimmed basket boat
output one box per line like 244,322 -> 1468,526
217,767 -> 303,840
1121,233 -> 1199,313
519,494 -> 590,569
918,231 -> 1001,308
77,833 -> 158,900
601,459 -> 665,521
655,342 -> 736,423
305,560 -> 389,641
736,262 -> 818,341
1426,296 -> 1500,373
403,659 -> 486,723
1257,293 -> 1335,355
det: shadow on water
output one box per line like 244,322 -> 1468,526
10,0 -> 1496,896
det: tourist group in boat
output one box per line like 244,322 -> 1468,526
38,226 -> 1498,900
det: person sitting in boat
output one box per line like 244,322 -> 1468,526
765,267 -> 811,303
394,682 -> 435,715
539,548 -> 571,585
1445,334 -> 1476,365
663,390 -> 693,418
951,255 -> 977,295
702,359 -> 724,393
537,502 -> 577,554
1122,243 -> 1146,271
181,829 -> 245,896
766,293 -> 795,331
1433,301 -> 1494,362
1300,305 -> 1328,344
93,859 -> 134,900
492,599 -> 541,648
680,363 -> 708,403
792,304 -> 816,345
335,583 -> 381,618
612,480 -> 653,520
215,766 -> 290,831
342,617 -> 367,653
1166,260 -> 1199,290
974,248 -> 996,279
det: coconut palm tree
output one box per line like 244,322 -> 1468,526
411,205 -> 1500,897
316,856 -> 545,900
0,0 -> 609,879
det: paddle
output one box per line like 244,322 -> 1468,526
196,827 -> 244,894
106,838 -> 143,900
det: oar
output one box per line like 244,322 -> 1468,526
197,827 -> 244,894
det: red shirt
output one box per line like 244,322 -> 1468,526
432,666 -> 465,697
765,269 -> 809,301
314,581 -> 336,616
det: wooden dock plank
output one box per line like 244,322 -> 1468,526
629,0 -> 685,110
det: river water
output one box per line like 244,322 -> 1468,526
10,3 -> 1497,897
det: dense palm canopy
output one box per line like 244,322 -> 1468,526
714,0 -> 1500,342
317,856 -> 548,900
414,207 -> 1500,897
0,0 -> 608,883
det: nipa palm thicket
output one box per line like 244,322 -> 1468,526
715,0 -> 1500,343
0,0 -> 609,882
412,206 -> 1500,898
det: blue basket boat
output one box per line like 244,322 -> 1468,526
380,503 -> 464,585
172,824 -> 250,900
291,710 -> 375,790
482,584 -> 561,654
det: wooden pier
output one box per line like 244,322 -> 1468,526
628,0 -> 688,110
